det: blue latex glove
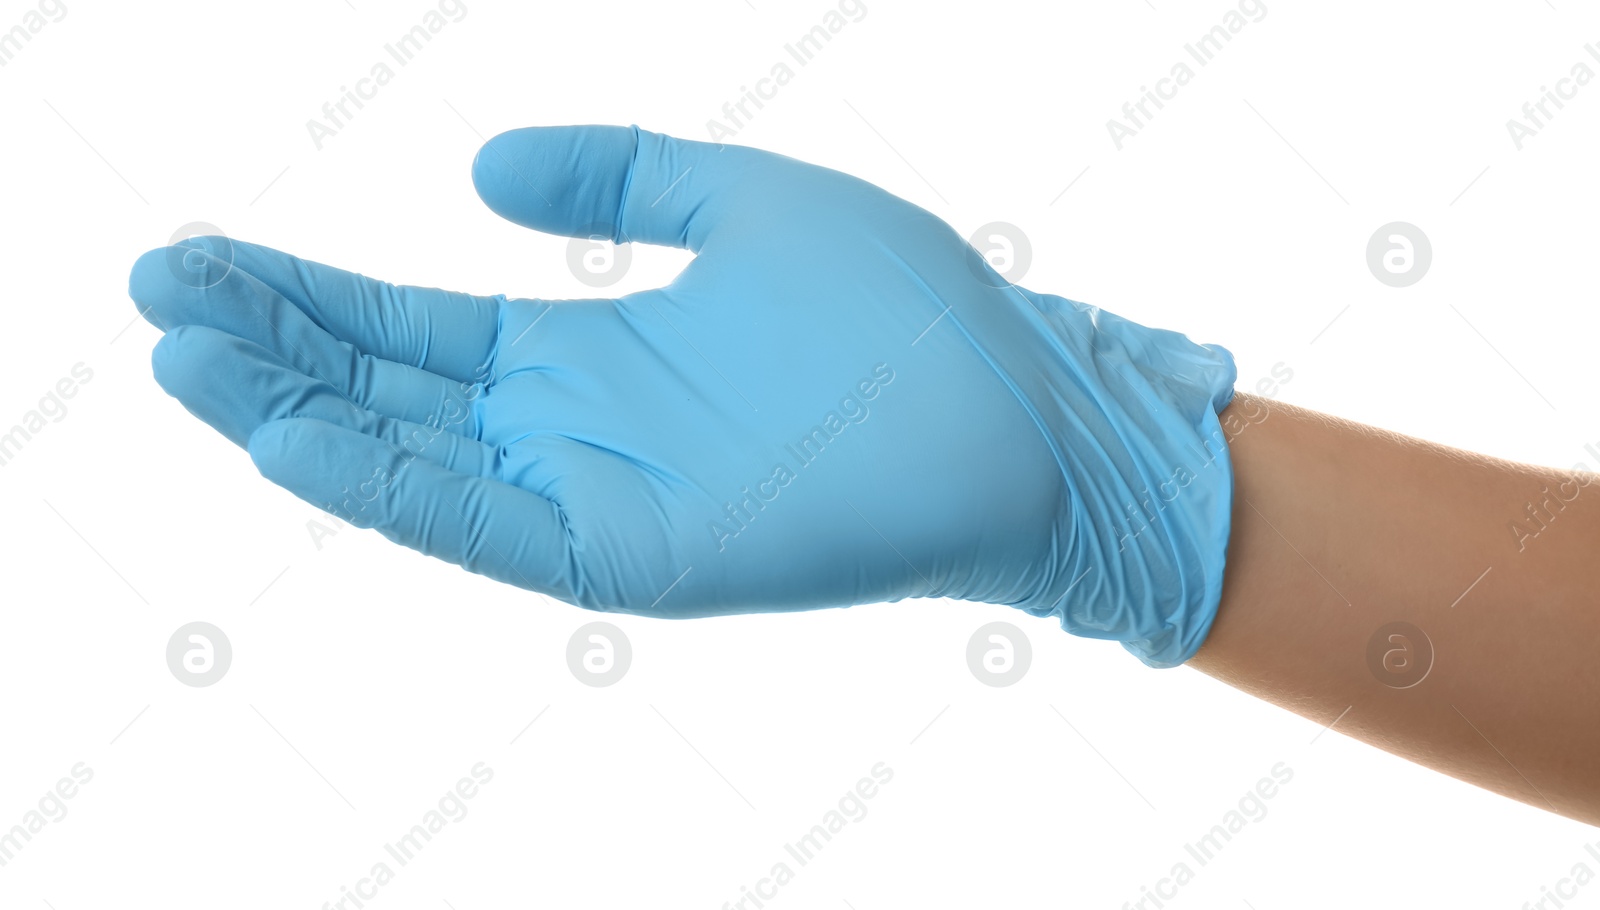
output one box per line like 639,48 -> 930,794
129,126 -> 1236,668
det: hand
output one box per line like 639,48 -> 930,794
129,126 -> 1236,667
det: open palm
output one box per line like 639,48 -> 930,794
131,126 -> 1076,621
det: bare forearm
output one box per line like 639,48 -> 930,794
1189,393 -> 1600,825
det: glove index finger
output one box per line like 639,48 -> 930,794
191,237 -> 505,385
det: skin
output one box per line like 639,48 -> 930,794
133,126 -> 1592,828
1190,392 -> 1600,826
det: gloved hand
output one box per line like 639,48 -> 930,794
129,126 -> 1237,668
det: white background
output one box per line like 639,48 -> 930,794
2,0 -> 1598,907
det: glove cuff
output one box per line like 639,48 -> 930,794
965,289 -> 1238,668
